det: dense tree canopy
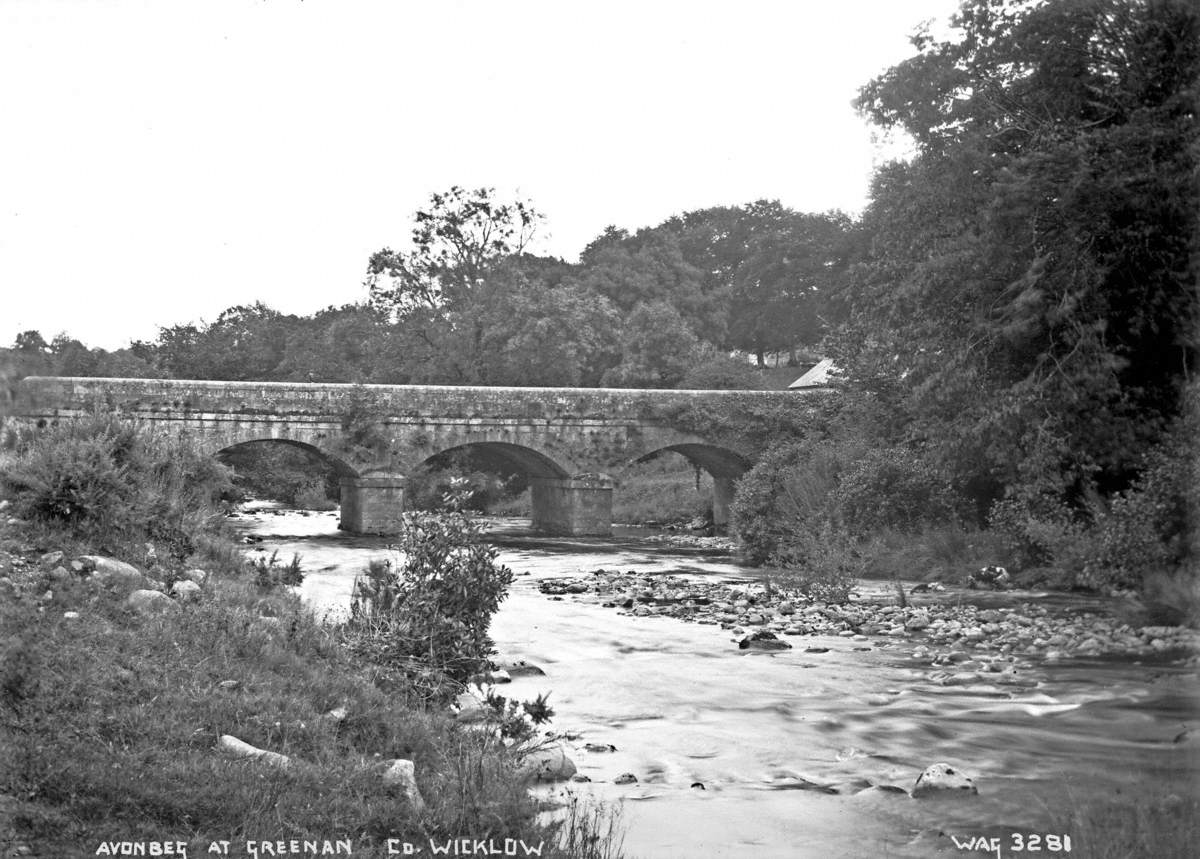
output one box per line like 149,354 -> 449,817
834,0 -> 1198,509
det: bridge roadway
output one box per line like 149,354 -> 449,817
12,376 -> 814,536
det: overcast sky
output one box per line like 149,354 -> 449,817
1,0 -> 960,350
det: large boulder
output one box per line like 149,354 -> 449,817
515,743 -> 577,783
381,759 -> 426,810
126,589 -> 180,615
79,556 -> 147,592
738,630 -> 792,651
912,763 -> 978,798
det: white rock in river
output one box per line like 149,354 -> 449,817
912,763 -> 977,798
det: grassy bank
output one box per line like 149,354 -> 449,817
0,416 -> 622,859
0,521 -> 615,858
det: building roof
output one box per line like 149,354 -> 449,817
788,358 -> 837,389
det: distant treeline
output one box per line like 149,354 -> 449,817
4,0 -> 1196,601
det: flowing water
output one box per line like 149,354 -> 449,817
231,504 -> 1199,859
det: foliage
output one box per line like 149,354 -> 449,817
218,441 -> 340,508
839,0 -> 1199,512
730,439 -> 856,565
676,348 -> 759,390
367,186 -> 543,317
831,446 -> 960,536
248,549 -> 305,590
481,689 -> 555,742
346,487 -> 515,695
600,301 -> 705,389
766,523 -> 863,603
1081,412 -> 1198,588
0,412 -> 232,557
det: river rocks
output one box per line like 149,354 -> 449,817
492,659 -> 546,678
126,589 -> 180,615
535,568 -> 1200,668
40,551 -> 64,567
912,763 -> 977,798
515,743 -> 577,783
738,630 -> 791,651
613,773 -> 638,785
380,759 -> 426,810
217,734 -> 290,769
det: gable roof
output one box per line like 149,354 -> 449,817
788,357 -> 836,389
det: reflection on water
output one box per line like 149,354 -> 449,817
230,504 -> 1200,859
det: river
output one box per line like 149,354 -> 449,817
230,504 -> 1199,859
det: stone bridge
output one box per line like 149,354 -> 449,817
11,376 -> 814,536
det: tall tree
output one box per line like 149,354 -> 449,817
838,0 -> 1199,506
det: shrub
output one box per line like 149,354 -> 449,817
248,549 -> 305,590
345,486 -> 514,696
1082,424 -> 1196,590
0,412 -> 232,557
988,496 -> 1092,581
830,446 -> 960,535
731,440 -> 843,564
766,523 -> 862,603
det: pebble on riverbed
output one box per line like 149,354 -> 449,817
536,569 -> 1200,669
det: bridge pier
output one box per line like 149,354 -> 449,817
712,475 -> 736,534
339,475 -> 405,535
530,475 -> 614,537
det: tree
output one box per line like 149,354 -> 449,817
13,331 -> 49,354
601,301 -> 706,389
836,0 -> 1198,510
366,186 -> 543,317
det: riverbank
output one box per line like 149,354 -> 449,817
0,512 -> 617,859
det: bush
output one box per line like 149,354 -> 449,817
345,486 -> 514,697
730,440 -> 849,564
1082,424 -> 1196,590
830,446 -> 959,535
766,523 -> 862,603
0,412 -> 232,557
988,496 -> 1092,582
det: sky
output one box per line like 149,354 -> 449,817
1,0 -> 962,351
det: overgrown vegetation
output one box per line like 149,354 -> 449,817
343,485 -> 515,699
0,415 -> 622,857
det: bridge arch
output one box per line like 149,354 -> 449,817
414,441 -> 571,480
215,438 -> 360,479
620,442 -> 750,531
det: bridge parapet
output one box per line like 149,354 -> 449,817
13,376 -> 801,422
